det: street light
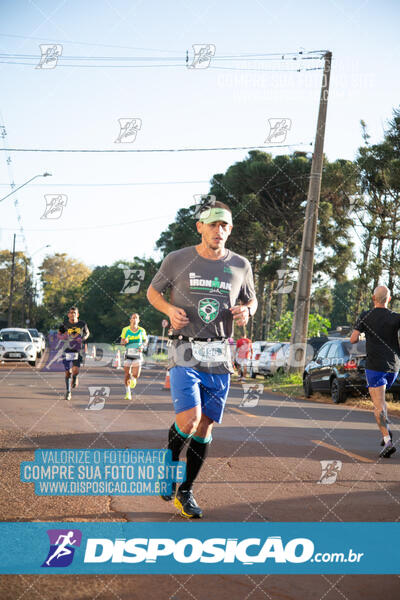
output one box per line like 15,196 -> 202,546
0,172 -> 52,204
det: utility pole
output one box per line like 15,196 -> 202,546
289,51 -> 332,372
22,258 -> 29,326
7,233 -> 16,327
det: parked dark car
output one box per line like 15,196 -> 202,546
303,338 -> 400,404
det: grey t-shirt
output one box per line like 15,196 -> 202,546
150,246 -> 256,373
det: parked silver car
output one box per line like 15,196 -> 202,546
258,342 -> 291,376
28,328 -> 45,358
248,341 -> 276,378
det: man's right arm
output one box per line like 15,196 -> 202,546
350,311 -> 366,344
147,285 -> 189,330
349,330 -> 360,344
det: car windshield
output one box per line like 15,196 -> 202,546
268,343 -> 282,353
342,340 -> 366,356
0,331 -> 31,342
29,329 -> 39,337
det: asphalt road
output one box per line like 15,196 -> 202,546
0,355 -> 399,599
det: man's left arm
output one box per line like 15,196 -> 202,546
141,329 -> 148,350
230,262 -> 258,327
82,323 -> 90,342
82,323 -> 90,353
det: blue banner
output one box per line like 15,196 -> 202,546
0,522 -> 398,574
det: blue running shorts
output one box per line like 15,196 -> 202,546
365,369 -> 399,389
169,366 -> 230,424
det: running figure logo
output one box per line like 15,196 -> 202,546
240,383 -> 264,408
275,269 -> 297,294
120,269 -> 145,294
198,298 -> 220,323
86,386 -> 110,411
42,529 -> 82,567
40,194 -> 68,220
187,44 -> 216,69
36,44 -> 63,69
265,118 -> 291,144
115,118 -> 142,143
318,460 -> 342,485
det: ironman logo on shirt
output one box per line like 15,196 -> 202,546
189,273 -> 232,294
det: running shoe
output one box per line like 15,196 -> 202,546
72,375 -> 79,388
380,430 -> 393,447
174,488 -> 203,519
130,377 -> 137,389
124,391 -> 132,401
160,481 -> 176,502
65,391 -> 72,401
379,440 -> 396,458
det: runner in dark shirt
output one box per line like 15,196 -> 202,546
58,307 -> 90,401
350,285 -> 400,458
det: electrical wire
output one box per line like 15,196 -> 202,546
1,142 -> 312,153
1,214 -> 174,232
0,179 -> 210,187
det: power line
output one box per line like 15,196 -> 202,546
0,179 -> 210,187
1,214 -> 174,232
0,32 -> 183,53
0,34 -> 328,57
0,61 -> 322,72
0,52 -> 324,62
1,142 -> 312,153
0,174 -> 310,188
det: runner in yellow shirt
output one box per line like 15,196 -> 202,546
120,313 -> 148,400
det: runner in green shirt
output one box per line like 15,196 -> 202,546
120,313 -> 148,400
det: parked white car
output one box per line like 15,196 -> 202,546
258,342 -> 290,376
38,332 -> 47,351
248,341 -> 276,378
0,328 -> 37,366
28,328 -> 45,357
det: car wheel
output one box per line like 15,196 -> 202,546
37,351 -> 42,358
331,378 -> 347,404
391,392 -> 400,402
28,360 -> 36,367
303,374 -> 313,397
277,367 -> 284,375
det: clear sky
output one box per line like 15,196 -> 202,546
0,0 -> 399,278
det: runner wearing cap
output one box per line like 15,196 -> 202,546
350,285 -> 400,458
147,199 -> 257,518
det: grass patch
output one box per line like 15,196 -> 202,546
150,352 -> 168,362
258,372 -> 400,417
231,371 -> 303,397
259,371 -> 303,396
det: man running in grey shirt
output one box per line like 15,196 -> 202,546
147,200 -> 257,518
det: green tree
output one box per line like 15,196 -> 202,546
0,249 -> 31,327
353,107 -> 400,313
330,279 -> 359,328
76,257 -> 163,341
38,253 -> 91,328
270,311 -> 330,341
156,151 -> 356,339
